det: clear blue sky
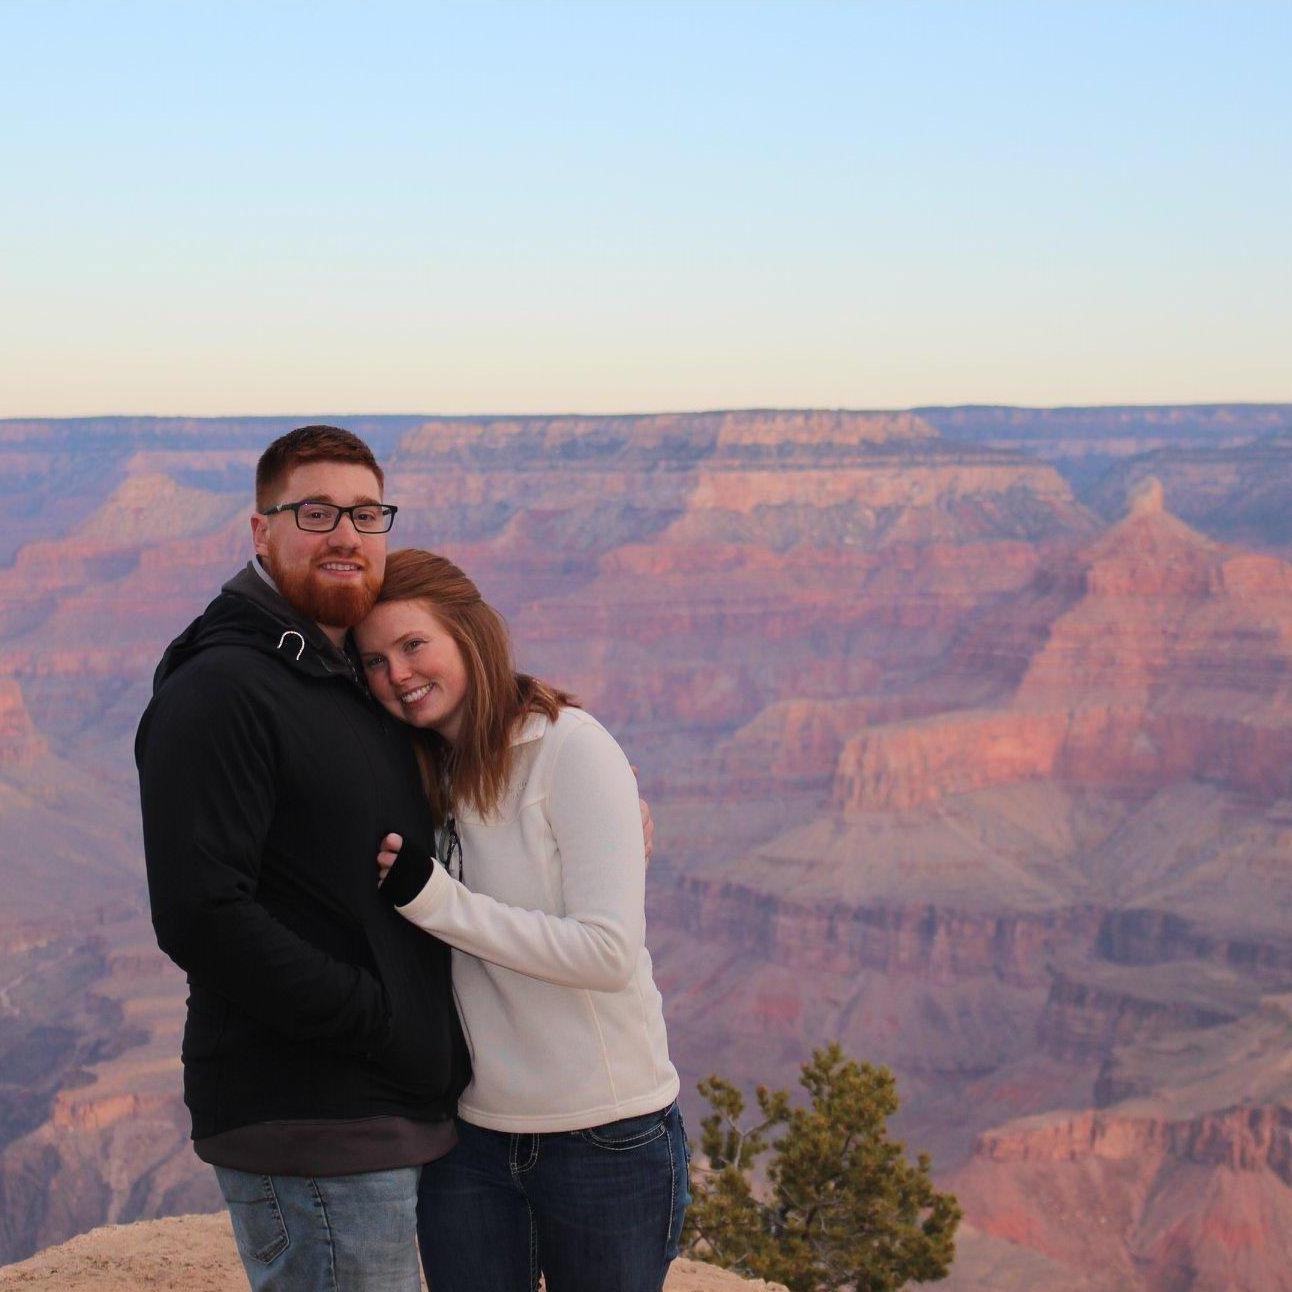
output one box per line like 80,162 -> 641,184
1,1 -> 1288,415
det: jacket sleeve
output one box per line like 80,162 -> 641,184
391,719 -> 646,992
137,659 -> 390,1053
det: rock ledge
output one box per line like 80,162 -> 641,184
0,1212 -> 784,1291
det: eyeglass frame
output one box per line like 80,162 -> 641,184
260,500 -> 399,534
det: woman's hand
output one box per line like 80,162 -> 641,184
377,832 -> 403,885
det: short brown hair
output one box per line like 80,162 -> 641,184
255,425 -> 384,509
376,548 -> 577,819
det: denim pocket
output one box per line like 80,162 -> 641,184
576,1104 -> 670,1150
214,1168 -> 289,1265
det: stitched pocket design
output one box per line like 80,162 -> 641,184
221,1173 -> 289,1265
576,1108 -> 669,1151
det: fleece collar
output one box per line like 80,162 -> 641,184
510,712 -> 550,747
150,562 -> 362,694
220,562 -> 355,674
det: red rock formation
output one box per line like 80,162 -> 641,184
833,483 -> 1292,814
954,1104 -> 1292,1292
834,709 -> 1067,811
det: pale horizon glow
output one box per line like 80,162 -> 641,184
2,1 -> 1289,417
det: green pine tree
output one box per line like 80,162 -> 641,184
684,1042 -> 961,1292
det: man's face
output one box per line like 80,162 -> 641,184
251,460 -> 387,629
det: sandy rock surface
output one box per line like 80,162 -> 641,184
0,1212 -> 785,1291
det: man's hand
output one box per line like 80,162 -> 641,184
377,832 -> 403,884
640,797 -> 654,866
631,765 -> 654,867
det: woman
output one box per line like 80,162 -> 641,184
354,548 -> 687,1292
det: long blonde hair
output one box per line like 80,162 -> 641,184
376,549 -> 577,819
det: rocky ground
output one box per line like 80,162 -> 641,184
0,1212 -> 784,1291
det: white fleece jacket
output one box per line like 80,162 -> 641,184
394,707 -> 679,1133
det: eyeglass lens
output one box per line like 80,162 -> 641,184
296,504 -> 393,533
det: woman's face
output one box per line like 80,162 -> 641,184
355,599 -> 470,743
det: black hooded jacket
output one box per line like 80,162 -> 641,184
136,564 -> 469,1144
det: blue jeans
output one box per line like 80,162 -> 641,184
213,1164 -> 421,1291
418,1103 -> 691,1292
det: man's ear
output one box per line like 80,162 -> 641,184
250,511 -> 270,559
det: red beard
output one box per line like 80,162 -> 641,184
269,556 -> 382,630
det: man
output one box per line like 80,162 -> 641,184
137,426 -> 468,1290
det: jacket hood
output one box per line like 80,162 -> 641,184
152,562 -> 359,693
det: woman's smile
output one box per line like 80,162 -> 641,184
355,599 -> 470,744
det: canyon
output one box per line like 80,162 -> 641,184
2,405 -> 1291,1289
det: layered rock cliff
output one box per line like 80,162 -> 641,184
833,482 -> 1292,815
953,995 -> 1292,1292
957,1105 -> 1292,1292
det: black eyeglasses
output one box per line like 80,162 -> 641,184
262,501 -> 398,534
